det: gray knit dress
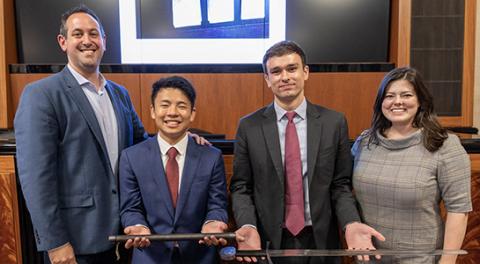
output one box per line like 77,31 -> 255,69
351,130 -> 472,264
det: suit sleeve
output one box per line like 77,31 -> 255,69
230,120 -> 258,227
14,84 -> 69,251
119,151 -> 149,228
331,116 -> 361,228
204,152 -> 228,223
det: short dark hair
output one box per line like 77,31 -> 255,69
59,5 -> 105,37
262,40 -> 307,73
151,76 -> 196,108
367,67 -> 447,152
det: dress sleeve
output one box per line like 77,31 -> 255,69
351,130 -> 369,158
437,134 -> 472,213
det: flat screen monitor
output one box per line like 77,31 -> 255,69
15,0 -> 391,64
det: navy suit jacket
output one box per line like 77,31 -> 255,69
120,136 -> 228,264
14,67 -> 147,254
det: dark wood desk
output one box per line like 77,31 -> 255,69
2,131 -> 479,264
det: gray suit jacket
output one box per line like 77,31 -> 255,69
14,67 -> 147,254
230,101 -> 361,250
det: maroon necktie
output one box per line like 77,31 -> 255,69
166,147 -> 179,208
284,111 -> 305,236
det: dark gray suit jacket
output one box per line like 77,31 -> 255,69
230,101 -> 361,251
14,67 -> 147,254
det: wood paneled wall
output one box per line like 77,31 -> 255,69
140,73 -> 265,139
458,154 -> 480,263
10,72 -> 385,139
430,0 -> 476,128
390,0 -> 412,67
2,0 -> 476,131
301,72 -> 385,138
0,0 -> 17,128
0,156 -> 22,264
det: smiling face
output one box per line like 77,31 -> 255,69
151,88 -> 196,145
381,79 -> 420,128
264,53 -> 309,108
57,12 -> 106,76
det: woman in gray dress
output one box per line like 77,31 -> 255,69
351,67 -> 472,264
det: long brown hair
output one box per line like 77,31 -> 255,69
366,67 -> 447,152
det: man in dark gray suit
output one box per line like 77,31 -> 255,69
14,5 -> 147,264
230,41 -> 384,263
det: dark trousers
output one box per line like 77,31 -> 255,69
172,246 -> 183,264
43,246 -> 131,264
271,226 -> 316,264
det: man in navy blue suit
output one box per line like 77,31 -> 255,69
14,5 -> 148,264
119,76 -> 228,264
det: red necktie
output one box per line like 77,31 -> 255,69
166,147 -> 179,208
284,111 -> 305,236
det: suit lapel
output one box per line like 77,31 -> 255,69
62,67 -> 110,164
105,82 -> 126,151
146,137 -> 175,219
306,102 -> 323,187
174,137 -> 199,223
261,104 -> 284,186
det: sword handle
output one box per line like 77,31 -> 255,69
108,232 -> 236,242
219,241 -> 272,262
219,247 -> 237,261
219,248 -> 268,260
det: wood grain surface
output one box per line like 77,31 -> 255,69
0,156 -> 21,264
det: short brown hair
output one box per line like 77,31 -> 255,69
262,40 -> 307,73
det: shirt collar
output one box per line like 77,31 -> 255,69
273,97 -> 307,121
67,64 -> 106,92
156,133 -> 189,157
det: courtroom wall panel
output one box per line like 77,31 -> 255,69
140,73 -> 265,139
10,74 -> 51,120
104,73 -> 142,116
0,0 -> 18,128
11,71 -> 403,139
264,72 -> 387,139
305,72 -> 386,138
10,73 -> 143,124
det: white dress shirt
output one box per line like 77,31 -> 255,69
156,133 -> 189,193
67,64 -> 119,175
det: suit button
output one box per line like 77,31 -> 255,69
112,190 -> 117,194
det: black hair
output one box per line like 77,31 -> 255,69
151,76 -> 196,108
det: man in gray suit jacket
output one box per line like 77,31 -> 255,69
230,41 -> 385,264
14,5 -> 147,264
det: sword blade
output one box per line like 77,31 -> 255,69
235,249 -> 468,257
